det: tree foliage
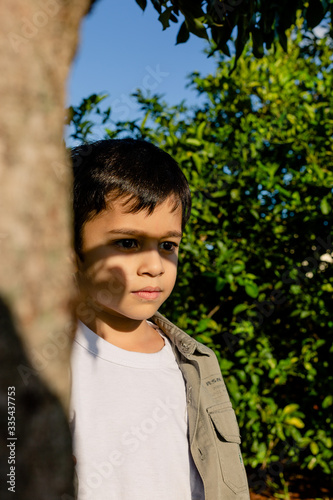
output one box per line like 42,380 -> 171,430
135,0 -> 333,63
66,27 -> 333,484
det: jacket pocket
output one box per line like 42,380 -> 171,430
207,405 -> 248,495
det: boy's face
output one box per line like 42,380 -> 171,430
75,196 -> 182,325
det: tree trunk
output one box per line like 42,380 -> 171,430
0,1 -> 92,497
0,0 -> 91,407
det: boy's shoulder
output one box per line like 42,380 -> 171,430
151,311 -> 216,359
151,312 -> 231,408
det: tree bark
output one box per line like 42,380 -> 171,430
0,0 -> 91,413
0,1 -> 94,497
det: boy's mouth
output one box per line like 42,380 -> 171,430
132,287 -> 162,300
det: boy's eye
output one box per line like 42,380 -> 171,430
160,241 -> 178,252
115,239 -> 138,249
112,239 -> 179,252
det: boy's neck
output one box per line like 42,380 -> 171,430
78,310 -> 164,353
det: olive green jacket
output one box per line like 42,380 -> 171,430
151,312 -> 250,500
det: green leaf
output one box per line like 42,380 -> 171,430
216,277 -> 226,291
186,138 -> 201,147
230,189 -> 240,200
282,404 -> 299,415
276,423 -> 286,441
135,0 -> 147,10
322,395 -> 333,408
176,21 -> 190,44
245,283 -> 259,298
196,334 -> 213,343
285,417 -> 305,429
250,209 -> 259,219
276,185 -> 291,198
192,153 -> 202,172
233,15 -> 249,70
158,7 -> 174,30
185,17 -> 208,40
233,303 -> 248,316
195,318 -> 212,333
287,113 -> 296,125
251,373 -> 260,386
196,121 -> 206,140
310,441 -> 319,456
320,197 -> 331,215
150,0 -> 162,14
232,262 -> 245,274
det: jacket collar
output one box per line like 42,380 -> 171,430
150,311 -> 210,358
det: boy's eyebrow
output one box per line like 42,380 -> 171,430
107,229 -> 182,239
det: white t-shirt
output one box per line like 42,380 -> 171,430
70,320 -> 204,500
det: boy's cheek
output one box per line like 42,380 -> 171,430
94,288 -> 117,310
83,272 -> 126,300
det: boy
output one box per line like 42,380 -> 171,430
70,139 -> 250,500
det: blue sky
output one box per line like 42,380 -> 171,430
67,2 -> 328,137
67,0 -> 217,125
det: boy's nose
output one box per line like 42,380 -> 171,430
138,249 -> 165,277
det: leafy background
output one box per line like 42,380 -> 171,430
66,20 -> 333,494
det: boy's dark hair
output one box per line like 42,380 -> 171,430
71,139 -> 191,260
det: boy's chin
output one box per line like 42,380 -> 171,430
123,308 -> 161,322
99,305 -> 161,323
